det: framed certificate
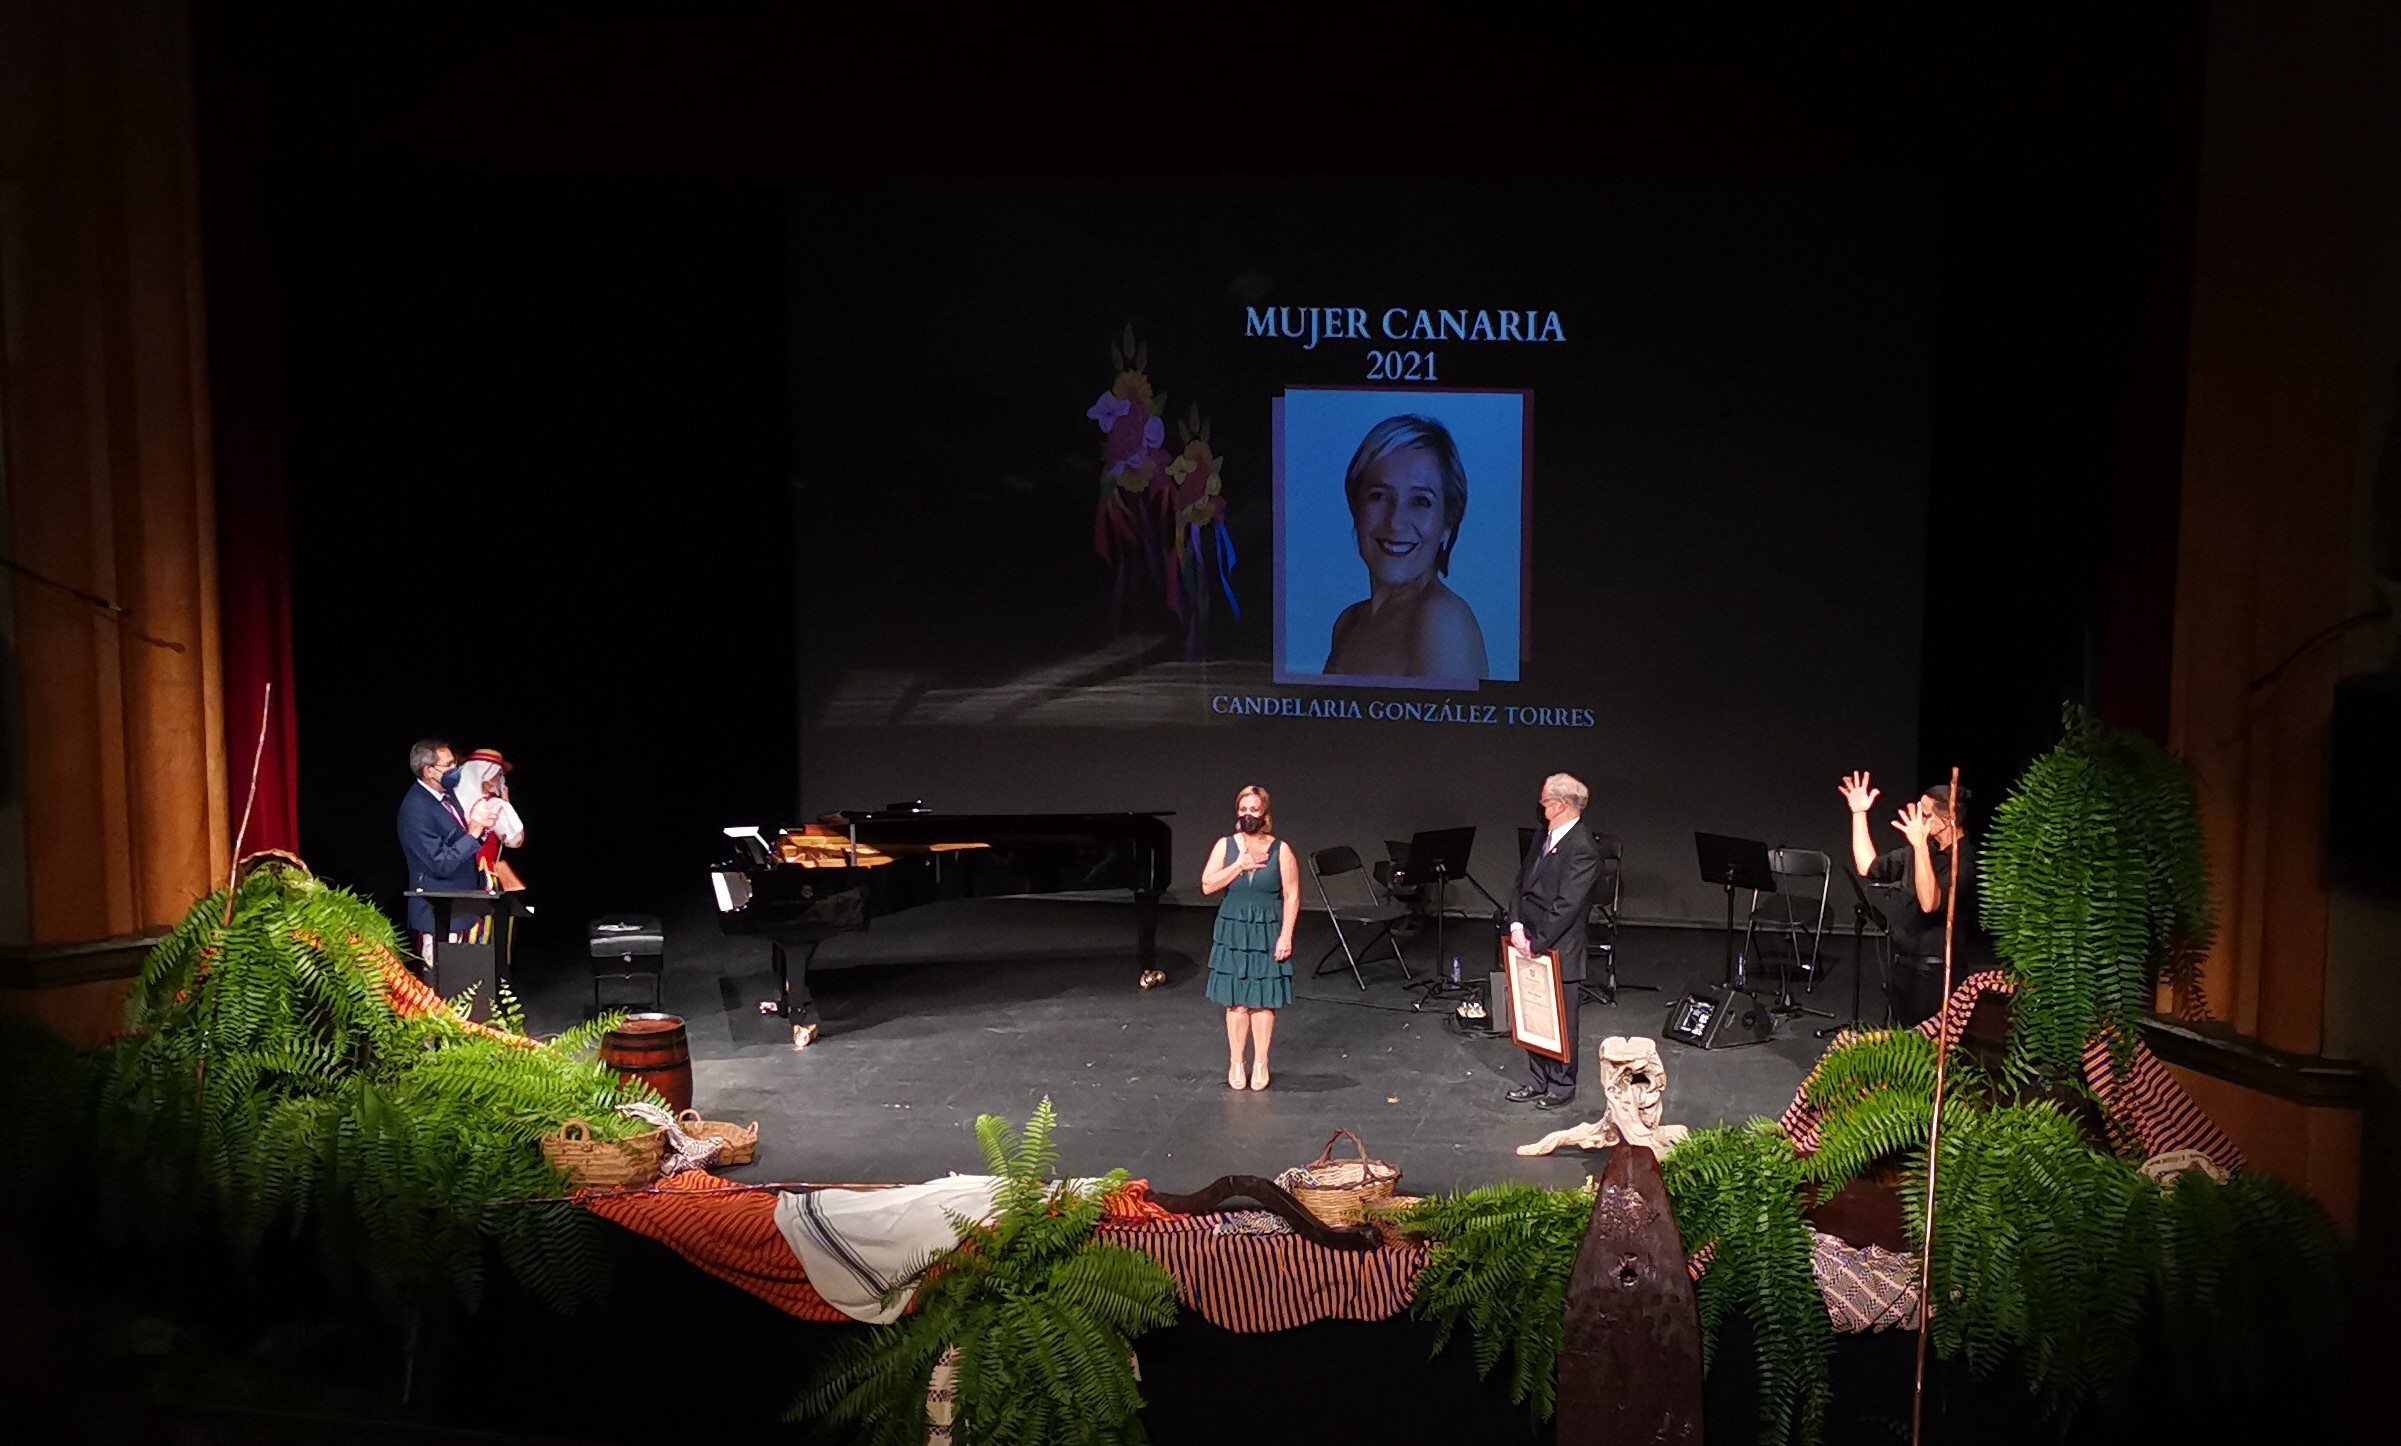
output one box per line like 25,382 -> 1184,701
1506,943 -> 1571,1062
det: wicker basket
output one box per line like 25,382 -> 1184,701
539,1117 -> 665,1189
677,1109 -> 759,1166
1359,1193 -> 1425,1246
1285,1129 -> 1401,1227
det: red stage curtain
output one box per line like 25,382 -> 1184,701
215,471 -> 299,858
199,7 -> 300,859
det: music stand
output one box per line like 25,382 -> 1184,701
1694,832 -> 1776,984
1817,864 -> 1896,1038
1397,827 -> 1496,1011
1662,832 -> 1779,1049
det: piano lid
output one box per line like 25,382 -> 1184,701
774,829 -> 894,868
717,808 -> 1177,902
829,809 -> 1174,827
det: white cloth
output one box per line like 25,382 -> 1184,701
1545,815 -> 1575,854
452,759 -> 526,848
771,1174 -> 1110,1323
775,1175 -> 1002,1323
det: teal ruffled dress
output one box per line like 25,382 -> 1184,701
1206,836 -> 1291,1009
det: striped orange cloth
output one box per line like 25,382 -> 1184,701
350,931 -> 539,1049
585,1174 -> 1178,1324
1097,1215 -> 1426,1334
1779,971 -> 2244,1172
1100,1178 -> 1175,1223
584,1172 -> 849,1321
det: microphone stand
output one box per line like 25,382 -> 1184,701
1769,918 -> 1835,1027
1719,868 -> 1744,991
1815,896 -> 1878,1039
1818,873 -> 1896,1038
1409,869 -> 1510,1013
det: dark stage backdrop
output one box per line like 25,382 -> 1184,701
790,180 -> 1937,922
278,185 -> 796,942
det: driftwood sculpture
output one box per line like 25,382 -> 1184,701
1555,1143 -> 1704,1444
1519,1035 -> 1691,1157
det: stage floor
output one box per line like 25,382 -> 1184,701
514,900 -> 1853,1196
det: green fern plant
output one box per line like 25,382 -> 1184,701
491,978 -> 530,1036
79,866 -> 652,1319
1660,1122 -> 1834,1446
1898,1102 -> 2344,1428
2152,1166 -> 2345,1415
1647,1098 -> 2347,1445
1900,1103 -> 2158,1419
1801,1029 -> 1939,1111
792,1100 -> 1178,1446
1796,1030 -> 1943,1186
1398,1131 -> 1835,1441
1397,1179 -> 1595,1418
1981,709 -> 2216,1076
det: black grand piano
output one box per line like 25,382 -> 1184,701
710,804 -> 1174,1046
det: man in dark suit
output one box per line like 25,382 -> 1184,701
398,738 -> 500,961
1504,772 -> 1603,1108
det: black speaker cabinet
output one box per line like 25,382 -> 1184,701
430,938 -> 499,1023
1663,984 -> 1776,1049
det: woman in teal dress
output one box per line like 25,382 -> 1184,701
1201,784 -> 1301,1090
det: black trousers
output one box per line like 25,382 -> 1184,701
1525,981 -> 1582,1096
1890,955 -> 1947,1028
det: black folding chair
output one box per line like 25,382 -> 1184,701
1580,833 -> 1650,1005
1745,846 -> 1832,989
1308,845 -> 1413,990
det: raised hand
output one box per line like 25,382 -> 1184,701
1837,771 -> 1880,814
1892,800 -> 1932,848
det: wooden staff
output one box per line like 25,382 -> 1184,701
224,681 -> 274,924
1911,764 -> 1965,1443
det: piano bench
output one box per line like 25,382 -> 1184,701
588,914 -> 665,1013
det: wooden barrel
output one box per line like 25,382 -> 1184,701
600,1013 -> 693,1114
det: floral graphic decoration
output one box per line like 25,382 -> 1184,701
1085,325 -> 1238,658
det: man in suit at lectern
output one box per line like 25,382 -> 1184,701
1504,772 -> 1603,1109
398,738 -> 500,963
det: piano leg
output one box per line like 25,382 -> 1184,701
1135,889 -> 1166,989
757,941 -> 822,1049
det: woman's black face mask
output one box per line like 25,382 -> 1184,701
1236,815 -> 1265,834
